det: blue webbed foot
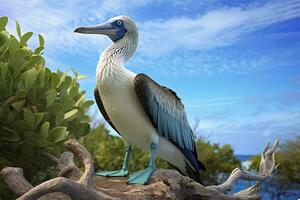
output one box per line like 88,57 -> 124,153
95,169 -> 129,177
127,143 -> 157,185
96,145 -> 131,177
128,166 -> 156,184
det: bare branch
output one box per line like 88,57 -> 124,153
260,139 -> 279,177
207,139 -> 279,199
16,177 -> 117,200
42,152 -> 60,165
233,185 -> 260,200
43,151 -> 81,180
234,140 -> 280,199
64,139 -> 94,187
0,167 -> 33,197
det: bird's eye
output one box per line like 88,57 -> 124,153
116,20 -> 123,26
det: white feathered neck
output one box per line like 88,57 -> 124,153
96,23 -> 138,89
98,24 -> 138,68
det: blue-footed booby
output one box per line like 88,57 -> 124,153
74,15 -> 205,185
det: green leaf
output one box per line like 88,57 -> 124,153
23,108 -> 34,129
0,127 -> 20,142
55,111 -> 64,125
11,99 -> 26,111
30,54 -> 45,66
68,86 -> 78,98
15,21 -> 21,39
20,32 -> 33,47
23,131 -> 36,144
38,34 -> 44,47
9,48 -> 30,72
50,73 -> 60,88
37,67 -> 45,87
34,113 -> 44,128
16,90 -> 28,98
34,46 -> 44,54
39,122 -> 49,139
57,71 -> 67,87
46,89 -> 57,108
25,68 -> 38,88
64,109 -> 78,120
0,31 -> 10,47
79,115 -> 91,123
27,87 -> 37,104
46,146 -> 60,157
77,123 -> 90,137
8,36 -> 20,53
45,68 -> 52,82
76,94 -> 86,106
48,103 -> 63,114
0,62 -> 9,79
62,98 -> 75,111
82,100 -> 94,109
71,68 -> 78,78
61,76 -> 72,90
48,127 -> 68,143
0,16 -> 8,31
12,120 -> 29,133
8,110 -> 18,124
77,75 -> 87,80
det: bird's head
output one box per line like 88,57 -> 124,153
74,15 -> 137,43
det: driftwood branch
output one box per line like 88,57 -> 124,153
43,151 -> 81,180
0,167 -> 33,196
1,139 -> 279,200
207,140 -> 279,199
64,139 -> 94,187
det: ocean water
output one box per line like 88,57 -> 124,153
233,155 -> 300,200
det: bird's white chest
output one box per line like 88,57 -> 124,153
96,66 -> 158,148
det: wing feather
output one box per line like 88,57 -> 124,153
134,74 -> 205,173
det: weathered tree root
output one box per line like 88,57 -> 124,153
0,139 -> 279,200
207,139 -> 279,199
42,151 -> 81,180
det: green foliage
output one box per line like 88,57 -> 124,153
250,136 -> 300,199
0,17 -> 93,199
81,125 -> 241,185
197,139 -> 241,185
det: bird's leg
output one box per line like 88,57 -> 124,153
128,143 -> 157,185
95,145 -> 131,177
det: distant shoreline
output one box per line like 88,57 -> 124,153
235,154 -> 255,162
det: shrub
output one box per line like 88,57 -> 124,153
197,139 -> 241,185
0,16 -> 93,199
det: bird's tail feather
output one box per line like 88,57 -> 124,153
197,160 -> 206,171
167,161 -> 204,184
185,161 -> 203,184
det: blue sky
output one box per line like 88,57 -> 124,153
1,0 -> 300,154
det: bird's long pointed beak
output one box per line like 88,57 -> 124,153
74,22 -> 117,35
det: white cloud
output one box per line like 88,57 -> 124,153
3,0 -> 299,57
262,129 -> 272,137
138,0 -> 300,55
1,1 -> 99,56
0,0 -> 154,57
186,96 -> 243,108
